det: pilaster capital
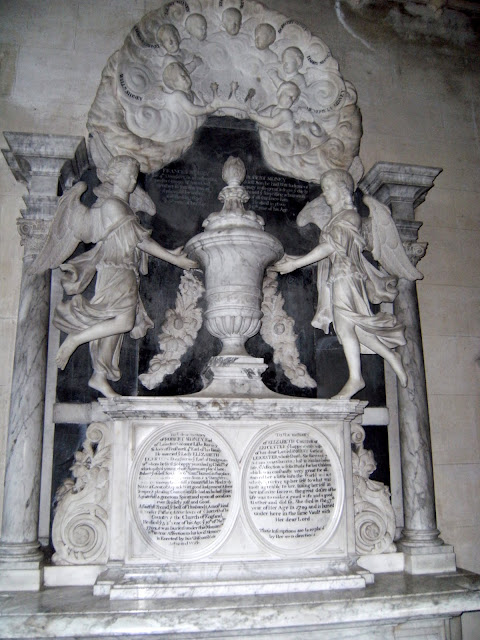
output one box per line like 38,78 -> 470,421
359,162 -> 442,221
17,218 -> 52,261
2,132 -> 89,252
402,241 -> 428,266
2,133 -> 88,197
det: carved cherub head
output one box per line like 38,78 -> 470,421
163,61 -> 192,92
255,23 -> 276,50
185,13 -> 207,41
157,23 -> 181,53
320,169 -> 354,209
277,81 -> 300,109
282,46 -> 304,74
105,155 -> 140,194
222,8 -> 242,36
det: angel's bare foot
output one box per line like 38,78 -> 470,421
56,336 -> 78,370
332,376 -> 365,400
88,373 -> 120,398
392,352 -> 408,387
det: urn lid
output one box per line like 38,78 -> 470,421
203,157 -> 265,231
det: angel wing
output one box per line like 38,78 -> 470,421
29,182 -> 92,274
92,181 -> 112,202
130,185 -> 156,216
88,131 -> 111,182
348,156 -> 364,187
296,194 -> 332,231
363,195 -> 423,281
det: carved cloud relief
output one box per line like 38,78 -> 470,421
87,0 -> 362,182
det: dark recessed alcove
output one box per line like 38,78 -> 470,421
56,116 -> 386,402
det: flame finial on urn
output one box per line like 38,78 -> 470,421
202,157 -> 264,230
222,156 -> 246,186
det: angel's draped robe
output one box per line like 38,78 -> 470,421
54,202 -> 153,381
312,207 -> 406,353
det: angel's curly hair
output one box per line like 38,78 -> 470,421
320,169 -> 354,195
105,155 -> 140,184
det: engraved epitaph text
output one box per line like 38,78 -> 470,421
245,428 -> 340,551
133,428 -> 235,558
154,166 -> 308,214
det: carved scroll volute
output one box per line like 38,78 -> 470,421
351,422 -> 396,555
52,422 -> 111,565
402,240 -> 427,267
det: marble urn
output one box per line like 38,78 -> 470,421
186,157 -> 284,357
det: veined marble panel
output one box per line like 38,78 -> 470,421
0,572 -> 478,639
50,396 -> 370,597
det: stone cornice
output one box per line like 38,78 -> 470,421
2,133 -> 89,220
359,162 -> 442,220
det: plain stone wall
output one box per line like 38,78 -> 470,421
0,0 -> 479,634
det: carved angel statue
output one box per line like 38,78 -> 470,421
30,155 -> 197,398
272,169 -> 422,400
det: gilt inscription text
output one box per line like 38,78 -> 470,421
244,175 -> 309,214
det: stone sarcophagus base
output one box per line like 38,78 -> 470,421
48,395 -> 375,599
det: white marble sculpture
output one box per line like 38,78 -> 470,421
141,159 -> 315,393
261,270 -> 316,389
0,0 -> 466,623
30,155 -> 197,398
51,422 -> 111,565
186,156 -> 283,355
185,156 -> 283,396
273,169 -> 423,399
139,271 -> 205,390
351,423 -> 396,555
87,0 -> 362,182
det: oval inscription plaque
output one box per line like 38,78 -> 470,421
243,424 -> 344,554
131,425 -> 239,560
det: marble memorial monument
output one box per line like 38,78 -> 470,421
0,0 -> 478,638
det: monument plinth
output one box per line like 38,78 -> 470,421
86,395 -> 369,599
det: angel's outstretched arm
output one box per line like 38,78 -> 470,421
137,237 -> 198,269
176,92 -> 219,117
248,108 -> 291,130
267,68 -> 281,87
272,242 -> 334,274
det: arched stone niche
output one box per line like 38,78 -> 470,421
87,0 -> 362,183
